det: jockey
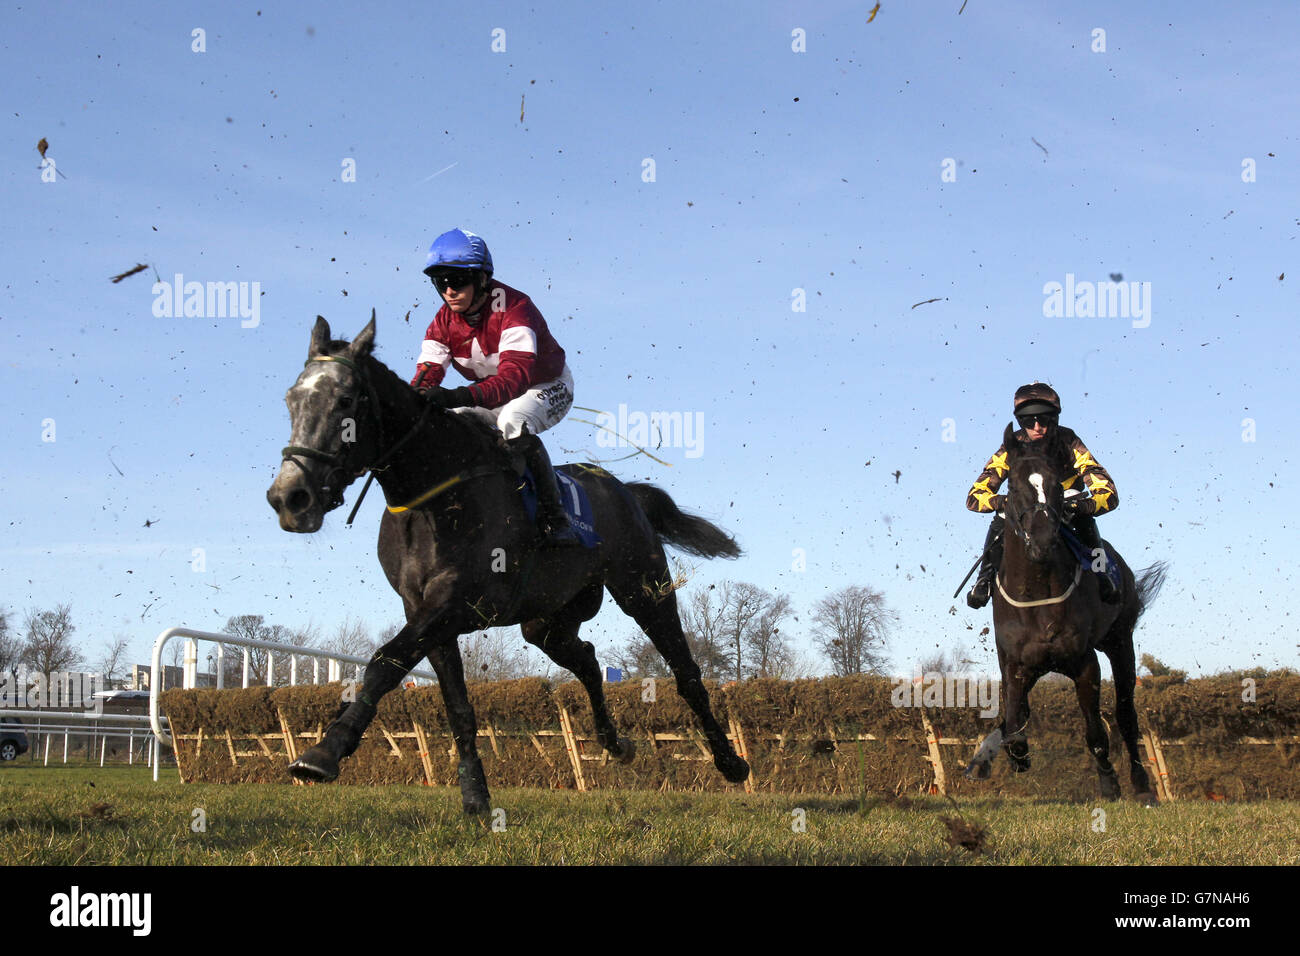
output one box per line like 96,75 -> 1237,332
411,228 -> 579,547
965,382 -> 1119,607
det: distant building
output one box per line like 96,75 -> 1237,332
130,664 -> 216,692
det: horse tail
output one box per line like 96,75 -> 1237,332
1133,560 -> 1169,621
625,482 -> 741,559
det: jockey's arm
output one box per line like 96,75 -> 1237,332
1066,436 -> 1118,515
967,445 -> 1009,514
411,332 -> 452,391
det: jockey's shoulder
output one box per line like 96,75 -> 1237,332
1055,424 -> 1081,445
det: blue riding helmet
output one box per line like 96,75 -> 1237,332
423,228 -> 494,277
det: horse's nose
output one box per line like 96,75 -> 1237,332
267,486 -> 282,512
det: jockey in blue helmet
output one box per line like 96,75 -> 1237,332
411,228 -> 579,546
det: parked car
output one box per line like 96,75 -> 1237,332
0,717 -> 29,761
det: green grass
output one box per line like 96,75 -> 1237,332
1,763 -> 1296,865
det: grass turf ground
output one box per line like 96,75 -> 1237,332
1,763 -> 1296,865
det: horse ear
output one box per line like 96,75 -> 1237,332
310,316 -> 330,356
1002,421 -> 1017,455
350,309 -> 377,359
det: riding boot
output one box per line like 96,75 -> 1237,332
508,431 -> 581,547
1071,513 -> 1119,604
966,514 -> 1004,609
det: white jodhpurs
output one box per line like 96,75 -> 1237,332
452,366 -> 574,439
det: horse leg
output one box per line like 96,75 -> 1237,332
290,611 -> 443,783
425,638 -> 492,814
608,581 -> 748,783
520,583 -> 635,762
1075,651 -> 1121,800
1102,622 -> 1154,801
1002,668 -> 1034,772
965,726 -> 1004,779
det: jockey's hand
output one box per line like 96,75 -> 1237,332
1065,497 -> 1095,518
425,386 -> 475,410
990,494 -> 1006,513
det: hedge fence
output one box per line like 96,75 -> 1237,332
159,672 -> 1300,801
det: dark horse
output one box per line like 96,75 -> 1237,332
964,423 -> 1167,801
266,315 -> 749,812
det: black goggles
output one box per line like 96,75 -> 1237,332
429,270 -> 479,293
1017,413 -> 1058,429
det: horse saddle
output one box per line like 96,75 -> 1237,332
516,466 -> 602,548
1059,525 -> 1122,592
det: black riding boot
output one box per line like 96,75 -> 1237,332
966,514 -> 1004,609
1071,513 -> 1119,603
508,432 -> 581,547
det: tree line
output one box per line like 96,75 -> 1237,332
615,581 -> 896,682
1,580 -> 901,690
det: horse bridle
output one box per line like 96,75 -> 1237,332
280,354 -> 386,513
1002,453 -> 1064,548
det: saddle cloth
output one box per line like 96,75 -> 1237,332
517,465 -> 602,548
1059,524 -> 1122,592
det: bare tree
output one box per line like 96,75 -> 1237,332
0,609 -> 21,676
96,635 -> 131,688
717,582 -> 767,682
916,645 -> 975,675
810,585 -> 894,676
319,616 -> 378,662
219,615 -> 302,686
681,581 -> 800,682
746,593 -> 800,679
459,628 -> 546,683
678,586 -> 729,680
615,625 -> 726,680
22,604 -> 82,674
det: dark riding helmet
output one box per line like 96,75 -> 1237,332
1013,382 -> 1061,418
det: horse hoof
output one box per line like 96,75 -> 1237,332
716,753 -> 750,784
965,760 -> 991,780
1100,774 -> 1121,800
1136,790 -> 1158,807
614,736 -> 636,763
1009,757 -> 1031,773
289,746 -> 339,783
462,799 -> 490,816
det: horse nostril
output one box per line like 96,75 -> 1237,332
286,488 -> 313,514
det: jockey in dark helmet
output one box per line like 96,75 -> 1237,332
411,228 -> 579,547
965,382 -> 1120,608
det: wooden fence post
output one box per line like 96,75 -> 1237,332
728,716 -> 755,794
557,705 -> 587,792
920,710 -> 947,796
411,720 -> 436,786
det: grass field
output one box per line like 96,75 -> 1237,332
1,762 -> 1296,865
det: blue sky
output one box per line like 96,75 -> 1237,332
3,0 -> 1297,681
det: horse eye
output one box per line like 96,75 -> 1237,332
339,394 -> 354,409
